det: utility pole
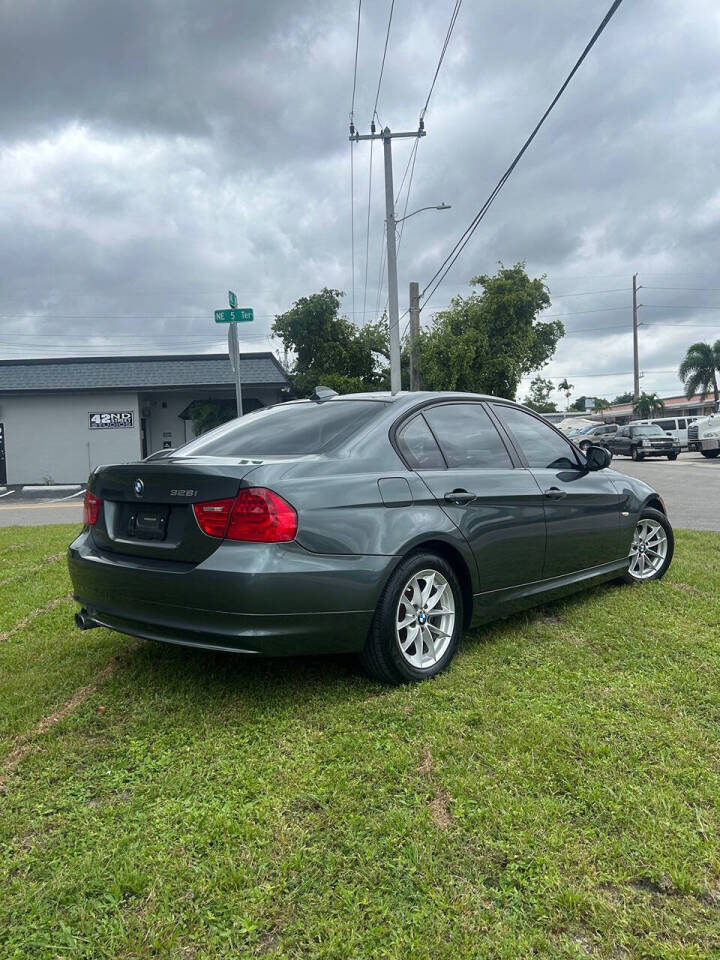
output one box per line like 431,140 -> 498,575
408,281 -> 420,390
350,122 -> 426,394
632,273 -> 641,402
227,322 -> 243,416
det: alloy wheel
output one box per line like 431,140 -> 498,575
396,568 -> 455,669
628,518 -> 668,580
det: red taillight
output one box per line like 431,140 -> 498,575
83,490 -> 102,525
192,498 -> 234,538
193,488 -> 297,542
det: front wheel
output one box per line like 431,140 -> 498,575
667,452 -> 678,461
621,507 -> 674,583
360,552 -> 463,684
631,447 -> 643,461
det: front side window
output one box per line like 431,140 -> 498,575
423,403 -> 512,469
396,415 -> 445,470
492,404 -> 580,470
176,399 -> 387,458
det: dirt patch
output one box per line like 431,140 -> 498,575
0,552 -> 65,588
0,592 -> 73,643
418,747 -> 452,828
0,647 -> 136,793
671,582 -> 699,595
537,614 -> 563,627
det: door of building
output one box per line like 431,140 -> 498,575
140,418 -> 148,459
0,423 -> 6,485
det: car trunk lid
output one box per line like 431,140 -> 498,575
88,458 -> 263,563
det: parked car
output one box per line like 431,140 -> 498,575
69,390 -> 674,684
605,424 -> 680,460
571,423 -> 618,453
632,416 -> 698,451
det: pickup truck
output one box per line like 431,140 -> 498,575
604,424 -> 680,461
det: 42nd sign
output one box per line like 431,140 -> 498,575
89,411 -> 134,430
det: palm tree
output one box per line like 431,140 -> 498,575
633,392 -> 665,418
557,378 -> 574,411
678,340 -> 720,403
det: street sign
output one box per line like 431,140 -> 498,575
228,290 -> 237,308
214,308 -> 253,323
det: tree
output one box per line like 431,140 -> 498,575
570,395 -> 588,412
523,376 -> 557,413
557,378 -> 574,410
188,399 -> 236,435
633,392 -> 665,418
272,288 -> 389,397
569,395 -> 610,412
612,392 -> 633,405
417,262 -> 563,398
678,340 -> 720,403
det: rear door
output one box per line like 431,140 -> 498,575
490,403 -> 626,579
397,402 -> 546,591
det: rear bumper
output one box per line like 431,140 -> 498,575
68,532 -> 397,655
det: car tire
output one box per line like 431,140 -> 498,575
667,453 -> 678,461
701,450 -> 719,459
631,447 -> 643,461
621,507 -> 674,584
360,551 -> 463,685
579,441 -> 590,453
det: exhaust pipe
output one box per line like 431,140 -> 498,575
75,608 -> 99,631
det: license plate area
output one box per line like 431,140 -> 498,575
125,504 -> 170,541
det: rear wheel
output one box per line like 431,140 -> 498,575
621,507 -> 674,583
360,552 -> 463,684
701,450 -> 719,459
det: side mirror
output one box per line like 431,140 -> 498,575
585,444 -> 611,471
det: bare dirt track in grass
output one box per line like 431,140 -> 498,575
0,592 -> 72,643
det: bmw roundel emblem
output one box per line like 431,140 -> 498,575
133,478 -> 144,497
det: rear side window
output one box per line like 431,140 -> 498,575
423,403 -> 512,469
397,415 -> 445,469
176,400 -> 386,458
493,404 -> 579,470
655,419 -> 676,431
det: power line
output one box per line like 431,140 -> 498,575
419,0 -> 626,308
350,0 -> 362,120
372,0 -> 395,123
420,0 -> 463,121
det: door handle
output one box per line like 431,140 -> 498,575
544,487 -> 567,499
444,489 -> 476,504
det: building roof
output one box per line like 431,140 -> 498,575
605,392 -> 716,416
0,353 -> 288,394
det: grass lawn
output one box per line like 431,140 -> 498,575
1,524 -> 720,959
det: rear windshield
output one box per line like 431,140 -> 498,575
175,399 -> 387,458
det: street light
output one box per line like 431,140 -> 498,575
395,203 -> 451,224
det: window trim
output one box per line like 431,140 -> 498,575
390,398 -> 521,471
489,401 -> 584,471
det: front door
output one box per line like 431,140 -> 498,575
0,423 -> 6,485
397,402 -> 546,592
491,403 -> 625,579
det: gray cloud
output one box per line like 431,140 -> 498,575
0,0 -> 718,405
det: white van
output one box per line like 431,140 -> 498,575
632,416 -> 698,450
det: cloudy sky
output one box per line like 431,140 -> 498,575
1,0 -> 719,406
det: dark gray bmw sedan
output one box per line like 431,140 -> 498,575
69,390 -> 673,684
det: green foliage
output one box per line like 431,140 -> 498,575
678,340 -> 720,403
569,396 -> 609,412
523,376 -> 557,413
633,392 -> 666,418
417,263 -> 562,398
188,399 -> 237,436
272,288 -> 389,397
612,392 -> 634,405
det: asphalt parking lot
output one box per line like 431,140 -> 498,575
610,451 -> 720,532
0,452 -> 717,530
